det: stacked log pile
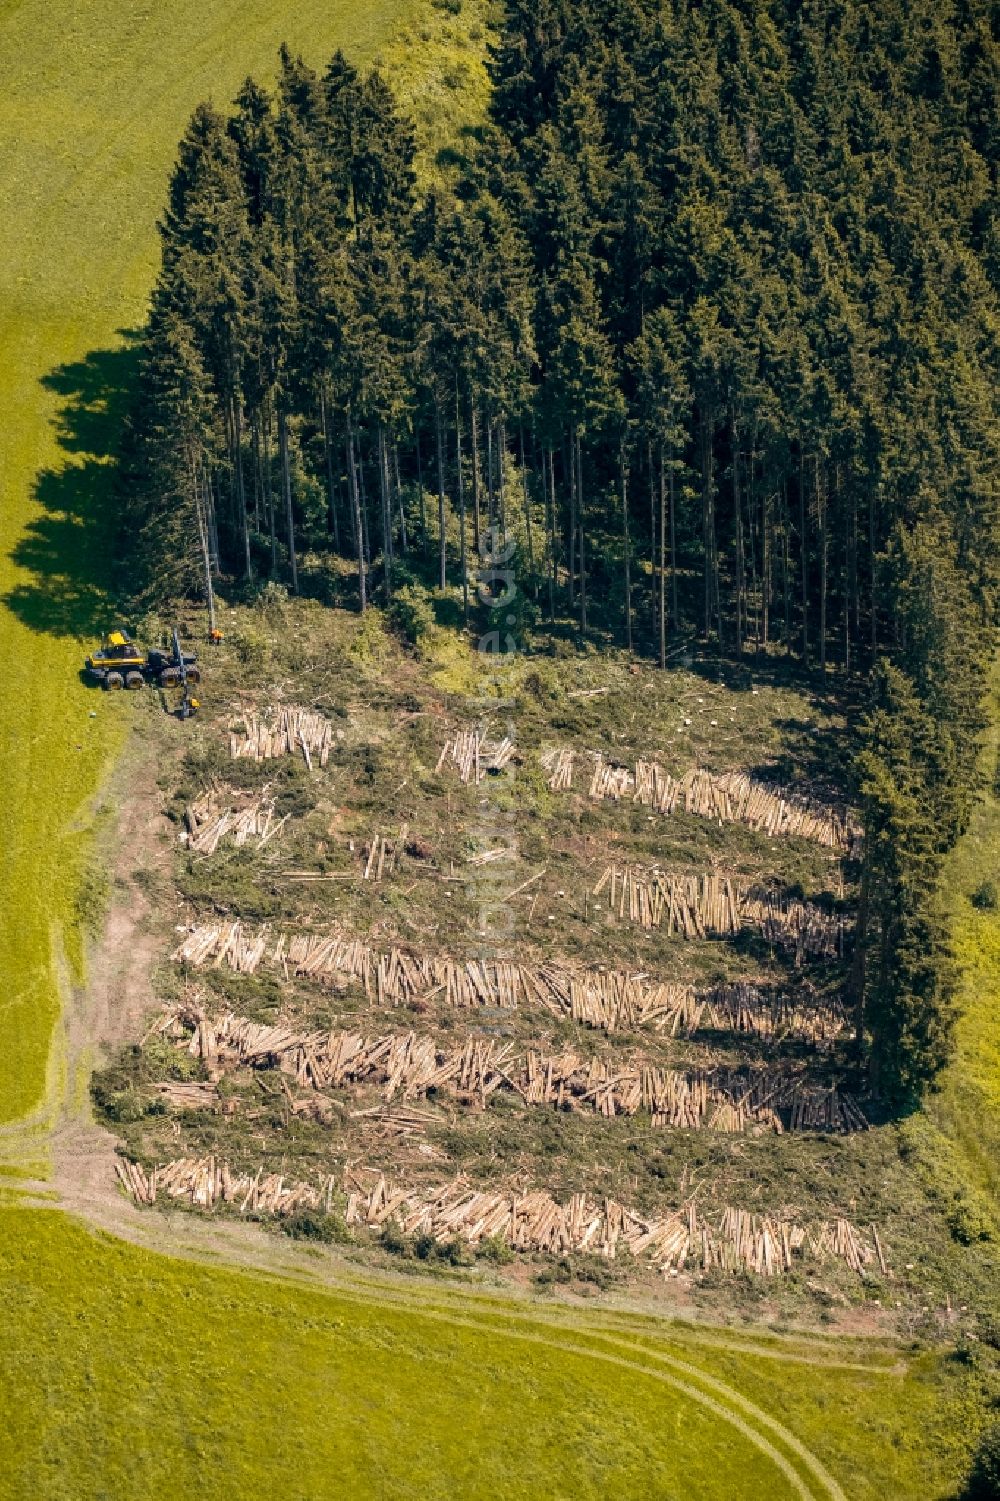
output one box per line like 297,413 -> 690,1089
230,705 -> 333,768
181,785 -> 289,856
546,749 -> 861,853
593,864 -> 847,960
541,746 -> 574,790
156,1005 -> 866,1132
116,1157 -> 884,1279
151,1080 -> 220,1111
363,826 -> 407,881
436,729 -> 516,784
171,922 -> 848,1045
664,982 -> 846,1045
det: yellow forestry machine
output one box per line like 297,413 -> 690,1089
84,628 -> 201,715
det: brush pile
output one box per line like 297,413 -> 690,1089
229,705 -> 334,768
116,1157 -> 884,1278
546,748 -> 860,852
171,922 -> 849,1045
181,785 -> 288,856
593,864 -> 847,960
436,728 -> 516,784
154,1005 -> 866,1131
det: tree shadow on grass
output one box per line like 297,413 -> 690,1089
3,332 -> 142,640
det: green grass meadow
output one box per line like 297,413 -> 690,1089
0,1 -> 997,1496
2,1200 -> 990,1501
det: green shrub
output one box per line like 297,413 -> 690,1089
477,1234 -> 514,1266
230,626 -> 269,669
142,1036 -> 201,1083
962,1421 -> 1000,1499
350,608 -> 393,665
282,1211 -> 352,1245
971,879 -> 998,912
389,584 -> 437,645
947,1189 -> 995,1245
380,1218 -> 409,1256
254,580 -> 288,622
93,1084 -> 159,1124
74,860 -> 111,938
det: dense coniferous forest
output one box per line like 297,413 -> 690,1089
129,2 -> 998,1104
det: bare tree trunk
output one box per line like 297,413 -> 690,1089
486,419 -> 495,529
415,431 -> 427,553
869,483 -> 878,661
701,409 -> 714,641
278,404 -> 298,594
799,446 -> 809,665
762,475 -> 770,648
519,421 -> 535,584
358,438 -> 371,572
567,431 -> 577,608
320,387 -> 340,551
455,384 -> 468,623
435,399 -> 447,590
845,472 -> 854,672
818,458 -> 828,674
781,478 -> 791,650
471,404 -> 482,551
668,458 -> 678,635
576,430 -> 587,633
745,429 -> 759,647
621,439 -> 632,652
393,444 -> 407,554
497,420 -> 507,534
378,423 -> 393,603
193,459 -> 216,632
250,414 -> 262,534
732,410 -> 744,657
232,394 -> 252,580
345,408 -> 366,612
648,440 -> 656,560
659,442 -> 667,668
262,401 -> 277,577
545,447 -> 556,622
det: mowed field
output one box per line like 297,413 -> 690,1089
0,2 -> 994,1497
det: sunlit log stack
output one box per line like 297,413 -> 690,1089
435,728 -> 515,784
544,748 -> 861,853
593,864 -> 847,961
155,1005 -> 867,1132
541,745 -> 574,790
116,1157 -> 885,1279
171,922 -> 849,1046
229,705 -> 333,768
181,785 -> 289,856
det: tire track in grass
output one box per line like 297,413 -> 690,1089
16,1167 -> 856,1500
284,1281 -> 847,1501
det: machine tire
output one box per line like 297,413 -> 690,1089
186,667 -> 201,684
125,671 -> 144,689
159,668 -> 179,687
105,671 -> 124,690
